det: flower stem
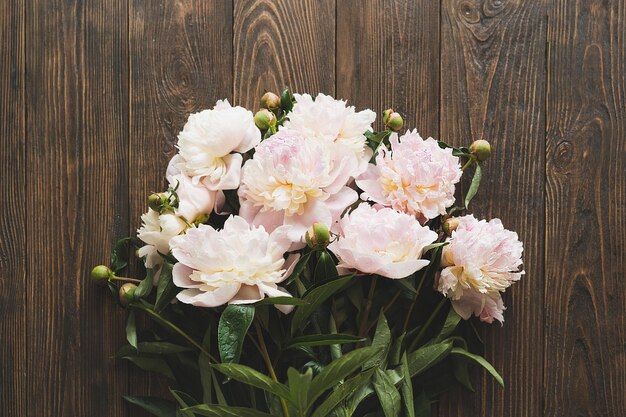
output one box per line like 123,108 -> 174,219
461,155 -> 476,171
254,320 -> 290,417
365,289 -> 401,334
110,276 -> 142,284
408,298 -> 447,352
403,273 -> 427,333
358,277 -> 377,338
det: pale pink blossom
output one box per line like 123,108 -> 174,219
175,99 -> 261,191
356,130 -> 462,220
137,209 -> 187,270
238,131 -> 358,244
169,216 -> 297,313
437,215 -> 524,324
282,93 -> 376,174
328,203 -> 437,279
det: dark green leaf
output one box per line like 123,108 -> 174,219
200,327 -> 213,403
211,363 -> 291,401
437,308 -> 462,341
314,251 -> 338,282
453,356 -> 475,392
134,268 -> 154,299
363,312 -> 391,369
283,252 -> 312,285
155,261 -> 177,312
286,334 -> 364,349
400,353 -> 415,417
111,237 -> 140,273
123,356 -> 175,379
169,389 -> 198,417
414,391 -> 431,417
218,305 -> 255,364
309,369 -> 376,417
137,342 -> 192,355
126,310 -> 137,349
182,404 -> 274,417
253,296 -> 308,306
291,274 -> 354,335
287,367 -> 313,413
123,396 -> 177,417
407,342 -> 453,377
373,368 -> 401,417
280,87 -> 294,113
464,163 -> 482,208
422,242 -> 449,253
393,278 -> 418,295
450,347 -> 504,387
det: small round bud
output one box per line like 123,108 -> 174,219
386,112 -> 404,132
470,139 -> 491,162
260,92 -> 280,110
442,217 -> 461,236
382,108 -> 394,125
148,192 -> 170,212
91,265 -> 111,282
305,222 -> 331,249
254,109 -> 276,130
119,283 -> 137,307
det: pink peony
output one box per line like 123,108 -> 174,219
328,203 -> 437,279
238,131 -> 358,244
169,216 -> 298,313
356,130 -> 462,220
437,215 -> 524,324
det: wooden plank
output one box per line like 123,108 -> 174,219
233,0 -> 335,109
337,0 -> 439,136
544,0 -> 626,415
0,0 -> 25,415
128,0 -> 233,410
438,1 -> 546,417
25,0 -> 129,416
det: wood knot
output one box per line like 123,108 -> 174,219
458,1 -> 481,24
553,140 -> 574,171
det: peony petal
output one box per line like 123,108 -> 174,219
257,283 -> 295,314
375,259 -> 431,279
176,282 -> 241,307
230,284 -> 263,304
172,263 -> 200,289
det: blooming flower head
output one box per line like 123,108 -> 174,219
175,99 -> 261,191
169,216 -> 297,313
137,209 -> 187,270
282,93 -> 376,174
238,130 -> 358,244
356,130 -> 462,220
437,215 -> 524,324
328,203 -> 438,279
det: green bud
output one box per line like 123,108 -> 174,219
193,213 -> 210,226
91,265 -> 111,283
442,217 -> 461,236
254,109 -> 276,130
260,92 -> 281,110
119,283 -> 137,307
386,112 -> 404,132
470,139 -> 491,161
147,192 -> 170,212
305,222 -> 331,249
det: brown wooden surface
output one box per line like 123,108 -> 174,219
1,1 -> 625,416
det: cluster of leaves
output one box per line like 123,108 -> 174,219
102,96 -> 496,417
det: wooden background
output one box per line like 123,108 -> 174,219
1,0 -> 624,416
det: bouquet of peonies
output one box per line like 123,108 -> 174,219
92,88 -> 524,417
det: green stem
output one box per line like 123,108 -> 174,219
365,289 -> 401,334
110,276 -> 142,284
358,277 -> 377,338
254,320 -> 290,417
402,273 -> 427,333
408,298 -> 447,352
461,155 -> 476,171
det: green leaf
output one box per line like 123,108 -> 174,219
200,327 -> 213,403
450,347 -> 504,387
111,237 -> 140,273
218,305 -> 255,364
400,354 -> 415,417
154,261 -> 177,312
253,296 -> 308,306
393,278 -> 418,295
373,368 -> 401,417
363,312 -> 391,369
308,346 -> 379,406
287,334 -> 364,349
136,341 -> 192,355
464,163 -> 482,208
453,356 -> 475,392
422,242 -> 449,253
283,252 -> 312,285
134,268 -> 154,299
169,389 -> 198,417
407,342 -> 453,377
182,404 -> 275,417
314,250 -> 338,282
287,367 -> 313,414
280,87 -> 294,113
414,391 -> 431,417
211,363 -> 291,401
126,310 -> 137,349
309,369 -> 376,417
437,307 -> 462,341
291,274 -> 354,335
123,355 -> 175,379
123,396 -> 177,417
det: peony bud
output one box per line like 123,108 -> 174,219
443,217 -> 461,236
305,222 -> 331,249
147,192 -> 169,212
382,108 -> 394,125
119,283 -> 137,307
386,112 -> 404,132
254,109 -> 276,130
91,265 -> 111,283
470,139 -> 491,161
260,92 -> 280,110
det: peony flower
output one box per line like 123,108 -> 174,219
282,93 -> 376,174
166,155 -> 220,222
437,215 -> 524,324
169,216 -> 297,313
356,130 -> 462,220
175,99 -> 261,191
238,130 -> 358,244
137,209 -> 187,270
328,203 -> 438,279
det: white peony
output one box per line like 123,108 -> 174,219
175,99 -> 261,191
328,203 -> 438,279
282,93 -> 376,174
137,209 -> 187,270
169,216 -> 298,313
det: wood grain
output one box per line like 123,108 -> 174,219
128,1 -> 233,411
24,0 -> 129,416
337,0 -> 440,135
233,0 -> 335,109
545,0 -> 626,415
0,0 -> 25,415
439,1 -> 546,417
